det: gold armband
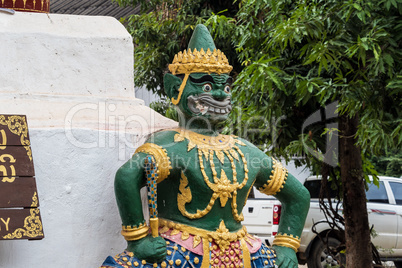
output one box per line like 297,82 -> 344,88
258,158 -> 288,195
272,233 -> 301,252
121,223 -> 149,241
135,143 -> 172,184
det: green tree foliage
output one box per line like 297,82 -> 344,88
114,0 -> 239,95
116,0 -> 401,175
371,149 -> 402,177
230,0 -> 401,176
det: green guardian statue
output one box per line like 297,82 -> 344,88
101,24 -> 310,268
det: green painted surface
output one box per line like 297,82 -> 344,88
114,24 -> 310,267
187,24 -> 216,51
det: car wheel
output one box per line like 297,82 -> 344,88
307,237 -> 345,268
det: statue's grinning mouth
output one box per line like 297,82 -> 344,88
187,93 -> 232,115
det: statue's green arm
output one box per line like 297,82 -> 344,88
114,152 -> 167,263
254,155 -> 310,267
115,152 -> 147,227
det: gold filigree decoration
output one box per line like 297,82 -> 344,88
135,143 -> 172,184
174,129 -> 247,222
159,219 -> 253,252
258,158 -> 288,196
2,208 -> 43,239
0,115 -> 32,161
272,233 -> 301,252
31,192 -> 38,207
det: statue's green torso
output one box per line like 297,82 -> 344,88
144,128 -> 272,232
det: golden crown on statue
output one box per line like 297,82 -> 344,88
168,48 -> 233,75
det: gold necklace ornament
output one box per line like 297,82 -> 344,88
174,129 -> 248,222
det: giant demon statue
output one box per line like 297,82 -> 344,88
101,24 -> 310,268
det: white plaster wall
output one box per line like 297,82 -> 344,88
0,12 -> 177,268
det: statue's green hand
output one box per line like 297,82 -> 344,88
272,245 -> 298,268
127,235 -> 167,263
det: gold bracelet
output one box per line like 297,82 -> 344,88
121,223 -> 149,241
258,158 -> 288,196
272,233 -> 301,252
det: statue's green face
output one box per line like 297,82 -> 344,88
165,72 -> 232,125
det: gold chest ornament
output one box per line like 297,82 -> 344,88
174,129 -> 249,222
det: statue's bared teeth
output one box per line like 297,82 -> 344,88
221,109 -> 226,113
209,107 -> 215,112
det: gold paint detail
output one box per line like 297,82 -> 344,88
272,233 -> 301,252
171,73 -> 189,105
193,235 -> 202,248
201,239 -> 211,268
0,129 -> 6,146
31,192 -> 38,207
174,129 -> 247,221
142,260 -> 146,265
2,208 -> 43,239
181,231 -> 190,240
121,223 -> 149,241
149,218 -> 159,238
169,48 -> 232,75
161,261 -> 167,268
0,115 -> 32,160
175,259 -> 181,266
240,238 -> 252,268
258,158 -> 288,196
159,219 -> 250,253
135,143 -> 172,184
0,153 -> 16,183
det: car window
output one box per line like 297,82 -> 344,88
389,182 -> 402,205
304,179 -> 337,199
366,181 -> 388,204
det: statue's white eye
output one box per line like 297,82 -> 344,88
224,85 -> 231,93
203,84 -> 212,92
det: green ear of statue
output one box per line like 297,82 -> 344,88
163,73 -> 182,100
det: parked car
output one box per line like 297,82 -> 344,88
242,193 -> 281,245
299,175 -> 402,267
242,175 -> 402,268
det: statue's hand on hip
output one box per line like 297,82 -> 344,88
272,245 -> 298,268
127,235 -> 167,263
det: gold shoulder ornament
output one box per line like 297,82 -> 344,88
258,158 -> 288,196
135,143 -> 172,184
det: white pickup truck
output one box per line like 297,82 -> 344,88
242,176 -> 402,268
